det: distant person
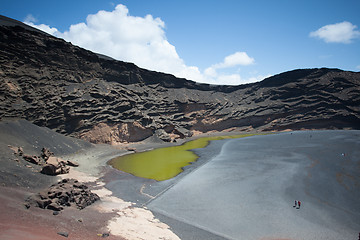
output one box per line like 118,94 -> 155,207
297,201 -> 301,209
293,200 -> 297,208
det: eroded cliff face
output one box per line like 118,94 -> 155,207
1,18 -> 360,144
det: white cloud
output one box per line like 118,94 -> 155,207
23,4 -> 263,85
356,65 -> 360,70
26,22 -> 59,35
24,14 -> 59,35
200,73 -> 268,86
213,51 -> 255,69
24,14 -> 37,23
201,52 -> 257,85
310,21 -> 360,43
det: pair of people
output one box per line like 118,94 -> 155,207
294,200 -> 301,209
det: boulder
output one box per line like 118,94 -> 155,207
125,147 -> 137,152
155,129 -> 172,142
40,157 -> 71,175
174,127 -> 193,138
46,156 -> 60,166
40,164 -> 58,175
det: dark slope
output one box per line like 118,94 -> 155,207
1,16 -> 359,143
0,119 -> 91,189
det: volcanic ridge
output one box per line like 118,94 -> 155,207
1,15 -> 360,144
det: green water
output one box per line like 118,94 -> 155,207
109,133 -> 260,181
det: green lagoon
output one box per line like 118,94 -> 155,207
110,133 -> 259,181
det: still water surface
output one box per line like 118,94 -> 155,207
110,134 -> 259,181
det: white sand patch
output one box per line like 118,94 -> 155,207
59,168 -> 98,183
108,207 -> 180,240
93,185 -> 180,240
59,144 -> 180,240
93,188 -> 133,213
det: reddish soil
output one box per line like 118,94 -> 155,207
0,186 -> 124,240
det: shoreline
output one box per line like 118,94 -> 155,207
109,133 -> 264,181
0,126 -> 318,240
3,126 -> 358,239
0,128 -> 310,240
60,143 -> 182,240
55,130 -> 262,239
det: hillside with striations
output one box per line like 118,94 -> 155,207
1,15 -> 360,144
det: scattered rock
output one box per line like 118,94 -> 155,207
58,162 -> 70,174
8,145 -> 23,156
26,178 -> 100,211
102,233 -> 110,238
41,147 -> 53,161
23,154 -> 42,165
13,147 -> 78,176
17,147 -> 24,156
57,232 -> 69,238
125,147 -> 137,152
66,160 -> 79,167
97,233 -> 110,238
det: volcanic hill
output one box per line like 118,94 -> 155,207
1,15 -> 360,144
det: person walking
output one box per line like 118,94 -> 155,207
293,200 -> 297,208
298,200 -> 301,209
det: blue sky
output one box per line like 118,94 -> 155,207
1,0 -> 360,85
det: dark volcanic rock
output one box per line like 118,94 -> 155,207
41,147 -> 54,161
23,155 -> 42,165
0,16 -> 359,143
40,164 -> 58,176
26,178 -> 100,211
57,232 -> 69,238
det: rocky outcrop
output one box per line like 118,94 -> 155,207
25,178 -> 100,211
0,16 -> 360,144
